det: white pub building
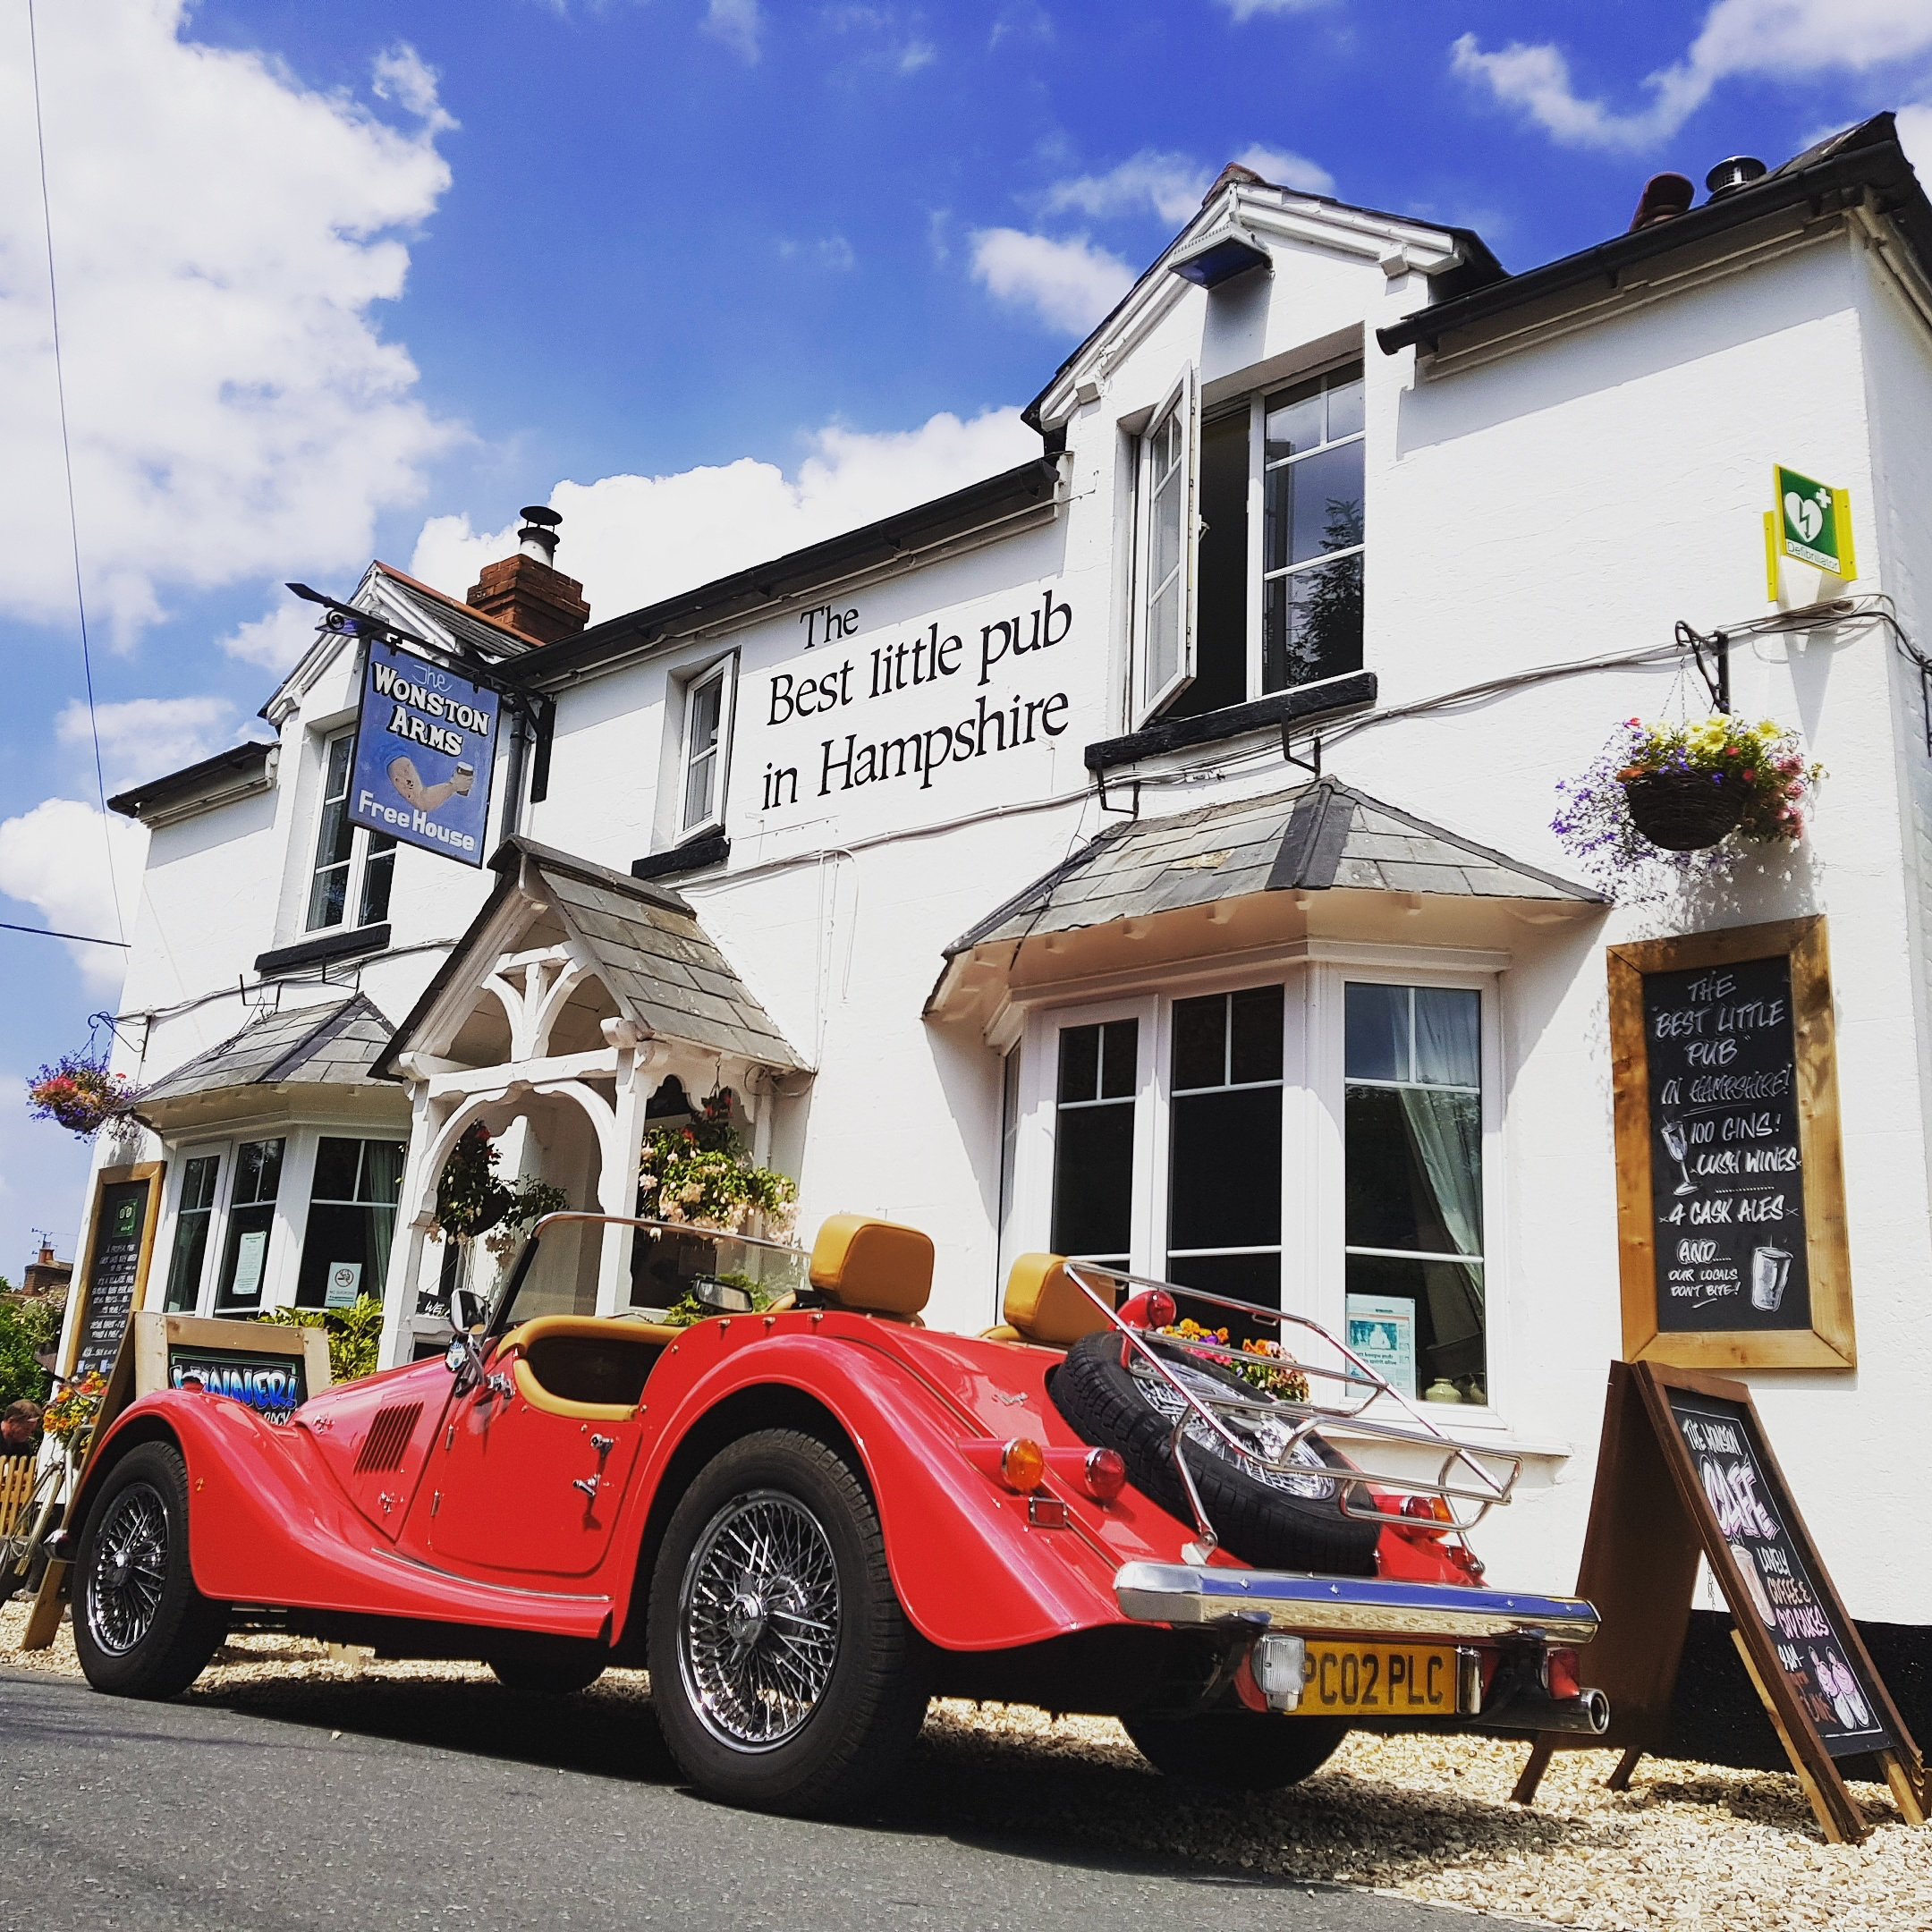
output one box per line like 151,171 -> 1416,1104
67,114 -> 1932,1748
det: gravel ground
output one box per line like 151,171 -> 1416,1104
7,1598 -> 1930,1929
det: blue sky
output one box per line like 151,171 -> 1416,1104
3,0 -> 1930,1275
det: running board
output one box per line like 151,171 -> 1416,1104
1114,1561 -> 1600,1646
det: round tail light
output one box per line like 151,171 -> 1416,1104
1081,1447 -> 1127,1503
999,1437 -> 1046,1492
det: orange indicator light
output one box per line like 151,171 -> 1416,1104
999,1437 -> 1046,1492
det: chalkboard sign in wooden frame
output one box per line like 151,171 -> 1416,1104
62,1162 -> 164,1380
1608,916 -> 1853,1370
1512,1361 -> 1924,1844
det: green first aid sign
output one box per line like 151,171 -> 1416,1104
1774,465 -> 1856,578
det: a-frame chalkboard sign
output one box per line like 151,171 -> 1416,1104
1513,1360 -> 1924,1843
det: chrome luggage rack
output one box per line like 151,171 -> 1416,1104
1063,1263 -> 1521,1564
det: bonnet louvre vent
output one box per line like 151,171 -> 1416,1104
353,1402 -> 423,1474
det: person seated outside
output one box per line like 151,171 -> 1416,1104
1,1400 -> 43,1456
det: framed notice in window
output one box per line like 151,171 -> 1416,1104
1607,917 -> 1853,1369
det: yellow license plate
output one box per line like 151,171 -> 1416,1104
1295,1641 -> 1462,1716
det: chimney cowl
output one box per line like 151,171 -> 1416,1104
465,504 -> 590,645
517,504 -> 562,566
1704,156 -> 1767,199
1629,172 -> 1695,232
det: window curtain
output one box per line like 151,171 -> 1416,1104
1399,1086 -> 1485,1340
365,1140 -> 406,1293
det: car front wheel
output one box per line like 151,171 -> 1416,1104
72,1442 -> 227,1699
647,1428 -> 929,1817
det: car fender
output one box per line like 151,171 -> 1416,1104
631,1331 -> 1124,1651
78,1392 -> 610,1640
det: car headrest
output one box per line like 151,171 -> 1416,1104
809,1215 -> 934,1318
1002,1253 -> 1115,1347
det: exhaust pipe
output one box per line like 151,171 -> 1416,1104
1482,1680 -> 1611,1735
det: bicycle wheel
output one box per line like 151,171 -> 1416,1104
0,1460 -> 67,1606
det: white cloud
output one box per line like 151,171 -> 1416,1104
0,3 -> 459,644
0,798 -> 148,992
1220,0 -> 1334,18
897,38 -> 936,73
969,229 -> 1133,333
1898,102 -> 1932,176
1453,2 -> 1932,153
779,235 -> 857,270
55,695 -> 241,798
704,0 -> 762,62
1234,143 -> 1335,196
410,407 -> 1040,623
221,599 -> 323,672
1041,143 -> 1335,228
371,43 -> 458,136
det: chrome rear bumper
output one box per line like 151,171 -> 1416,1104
1114,1561 -> 1600,1646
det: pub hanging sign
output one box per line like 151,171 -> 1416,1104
1608,917 -> 1854,1369
347,638 -> 502,868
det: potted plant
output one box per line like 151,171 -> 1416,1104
431,1123 -> 571,1261
637,1089 -> 798,1238
1555,714 -> 1819,893
26,1053 -> 140,1140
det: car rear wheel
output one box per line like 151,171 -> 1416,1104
647,1428 -> 930,1818
1123,1709 -> 1349,1790
72,1443 -> 226,1699
489,1651 -> 606,1697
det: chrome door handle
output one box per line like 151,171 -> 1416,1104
572,1476 -> 600,1498
589,1434 -> 615,1456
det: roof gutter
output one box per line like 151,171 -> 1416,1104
1377,128 -> 1928,359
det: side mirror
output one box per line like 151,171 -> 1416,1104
445,1288 -> 487,1394
450,1285 -> 487,1335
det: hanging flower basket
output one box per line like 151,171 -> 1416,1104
26,1053 -> 139,1140
1622,767 -> 1750,851
1554,714 -> 1822,896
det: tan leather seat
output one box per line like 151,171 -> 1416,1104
990,1253 -> 1116,1348
809,1214 -> 933,1320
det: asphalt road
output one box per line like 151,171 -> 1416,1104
0,1668 -> 1539,1931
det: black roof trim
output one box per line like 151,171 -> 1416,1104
522,459 -> 1061,687
631,833 -> 731,882
254,923 -> 391,978
106,741 -> 274,819
1377,114 -> 1928,359
1084,671 -> 1377,772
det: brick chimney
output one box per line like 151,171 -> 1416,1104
466,506 -> 591,645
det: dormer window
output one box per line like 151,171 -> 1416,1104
1131,358 -> 1364,728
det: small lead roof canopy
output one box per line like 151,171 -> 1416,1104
136,993 -> 402,1135
929,779 -> 1600,1027
377,836 -> 807,1082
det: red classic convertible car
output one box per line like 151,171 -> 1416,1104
61,1213 -> 1605,1815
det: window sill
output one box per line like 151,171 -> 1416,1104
631,832 -> 730,882
1084,670 -> 1377,773
255,923 -> 392,977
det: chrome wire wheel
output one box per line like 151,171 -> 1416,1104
84,1480 -> 169,1657
677,1488 -> 841,1751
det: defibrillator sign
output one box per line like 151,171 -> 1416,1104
1772,465 -> 1856,580
348,639 -> 501,867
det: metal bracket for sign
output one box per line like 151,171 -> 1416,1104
1281,726 -> 1322,780
286,582 -> 547,733
1096,773 -> 1141,817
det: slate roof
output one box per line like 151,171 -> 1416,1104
139,994 -> 396,1105
379,838 -> 806,1076
948,779 -> 1598,955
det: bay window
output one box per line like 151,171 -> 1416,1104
214,1137 -> 285,1311
294,1136 -> 405,1308
1022,963 -> 1496,1412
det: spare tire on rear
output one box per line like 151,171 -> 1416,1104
1050,1329 -> 1379,1577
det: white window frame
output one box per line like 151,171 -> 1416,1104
306,729 -> 397,935
157,1142 -> 228,1315
1010,948 -> 1510,1426
1131,366 -> 1199,726
676,655 -> 737,839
